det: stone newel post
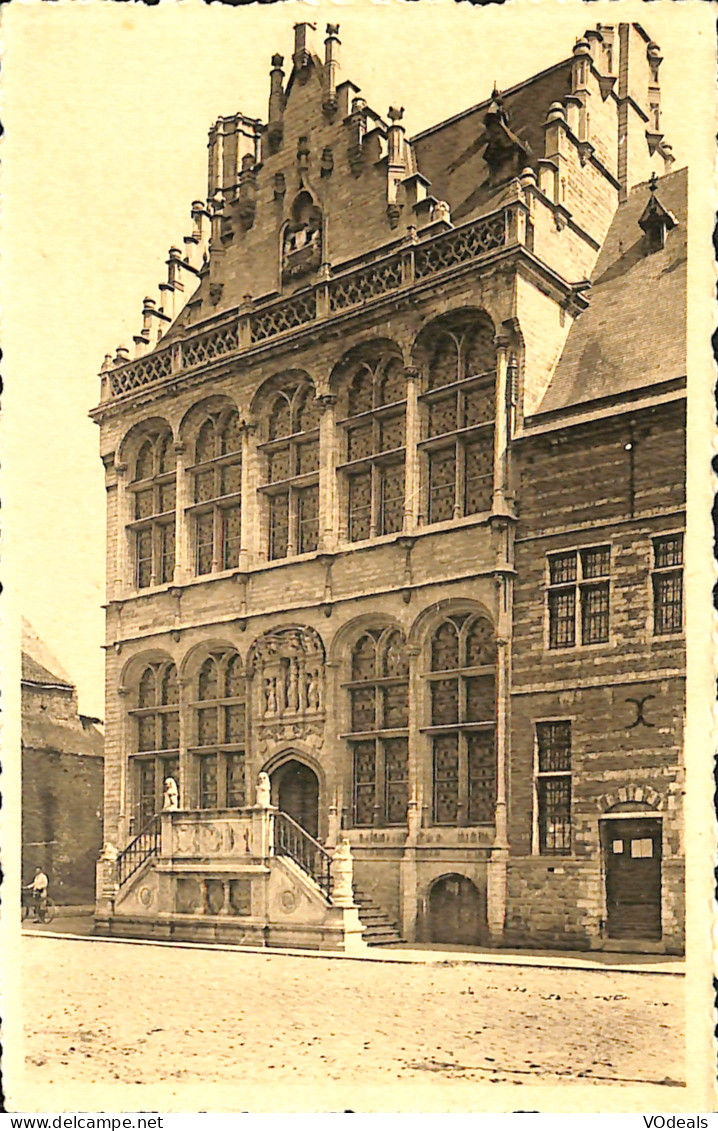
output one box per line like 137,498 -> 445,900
95,842 -> 119,919
250,771 -> 275,858
331,837 -> 355,908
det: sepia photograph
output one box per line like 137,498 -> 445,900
1,0 -> 715,1115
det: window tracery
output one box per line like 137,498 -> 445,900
129,429 -> 176,588
190,652 -> 246,809
129,660 -> 180,829
417,314 -> 496,524
188,408 -> 243,575
345,627 -> 409,826
338,353 -> 406,542
258,378 -> 321,560
426,613 -> 496,825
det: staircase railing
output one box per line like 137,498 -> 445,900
116,814 -> 161,889
274,811 -> 333,902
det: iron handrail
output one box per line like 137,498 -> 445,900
116,813 -> 161,889
274,810 -> 333,901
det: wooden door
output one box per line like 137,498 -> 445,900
604,818 -> 662,940
276,760 -> 319,839
428,874 -> 486,945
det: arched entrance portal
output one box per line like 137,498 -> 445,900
271,759 -> 319,839
428,874 -> 487,946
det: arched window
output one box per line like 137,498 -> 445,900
417,314 -> 496,524
190,653 -> 246,808
129,429 -> 175,588
339,354 -> 406,542
258,378 -> 321,559
129,661 -> 180,829
427,613 -> 496,825
189,409 -> 242,575
345,627 -> 409,826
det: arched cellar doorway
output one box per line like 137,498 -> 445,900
428,873 -> 487,946
270,759 -> 319,839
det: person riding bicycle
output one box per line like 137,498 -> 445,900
25,868 -> 49,921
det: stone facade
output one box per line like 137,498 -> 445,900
92,22 -> 685,951
22,622 -> 104,905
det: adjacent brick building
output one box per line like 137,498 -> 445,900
92,21 -> 685,951
22,621 -> 104,905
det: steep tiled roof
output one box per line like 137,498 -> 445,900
535,166 -> 687,418
411,60 -> 573,224
22,652 -> 74,690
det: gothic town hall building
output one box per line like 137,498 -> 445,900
92,21 -> 686,954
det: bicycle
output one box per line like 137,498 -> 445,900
21,890 -> 56,924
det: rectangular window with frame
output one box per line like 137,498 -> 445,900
652,533 -> 683,635
535,721 -> 572,855
547,546 -> 610,648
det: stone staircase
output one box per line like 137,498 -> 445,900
352,886 -> 403,946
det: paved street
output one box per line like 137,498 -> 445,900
18,933 -> 684,1107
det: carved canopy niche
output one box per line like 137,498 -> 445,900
282,192 -> 323,283
249,626 -> 326,752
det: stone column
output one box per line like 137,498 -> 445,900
174,442 -> 191,583
114,463 -> 131,597
177,674 -> 192,810
331,838 -> 355,907
240,421 -> 259,567
403,368 -> 420,532
95,843 -> 118,922
318,394 -> 338,551
492,336 -> 510,516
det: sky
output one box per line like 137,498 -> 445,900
1,0 -> 714,718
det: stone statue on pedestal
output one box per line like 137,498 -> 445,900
162,777 -> 179,811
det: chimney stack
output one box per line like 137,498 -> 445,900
323,24 -> 341,115
268,54 -> 285,152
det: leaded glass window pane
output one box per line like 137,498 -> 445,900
549,552 -> 577,585
194,469 -> 214,504
383,682 -> 408,728
538,777 -> 571,855
348,472 -> 372,542
380,465 -> 404,535
431,678 -> 459,725
296,438 -> 319,475
138,667 -> 157,708
536,722 -> 571,772
220,412 -> 242,455
225,655 -> 244,698
385,739 -> 408,825
347,423 -> 373,462
135,488 -> 154,520
198,658 -> 218,701
463,323 -> 496,377
383,631 -> 409,678
548,589 -> 576,648
159,482 -> 176,514
428,333 -> 459,390
353,741 -> 376,826
269,394 -> 292,440
379,415 -> 404,453
226,754 -> 246,808
162,666 -> 179,705
197,706 -> 218,746
161,710 -> 179,751
463,384 -> 495,428
581,583 -> 609,644
137,714 -> 156,753
296,390 -> 322,433
351,686 -> 376,732
135,442 -> 154,481
221,462 -> 241,497
352,634 -> 377,681
199,755 -> 219,809
379,360 -> 405,406
581,546 -> 610,579
468,731 -> 496,823
268,447 -> 291,484
428,449 -> 456,523
654,573 -> 683,634
466,617 -> 496,666
160,524 -> 175,584
428,395 -> 457,438
433,735 -> 459,824
464,438 -> 493,515
222,504 -> 241,570
297,485 -> 319,553
654,534 -> 683,569
137,761 -> 156,825
196,512 -> 214,575
348,368 -> 373,416
465,675 -> 495,722
196,420 -> 216,463
225,703 -> 246,742
269,493 -> 289,560
431,620 -> 460,671
136,530 -> 152,589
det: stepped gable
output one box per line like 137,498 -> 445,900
534,165 -> 687,418
411,59 -> 573,225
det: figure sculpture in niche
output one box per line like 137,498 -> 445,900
282,192 -> 323,281
256,771 -> 272,808
162,777 -> 179,811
